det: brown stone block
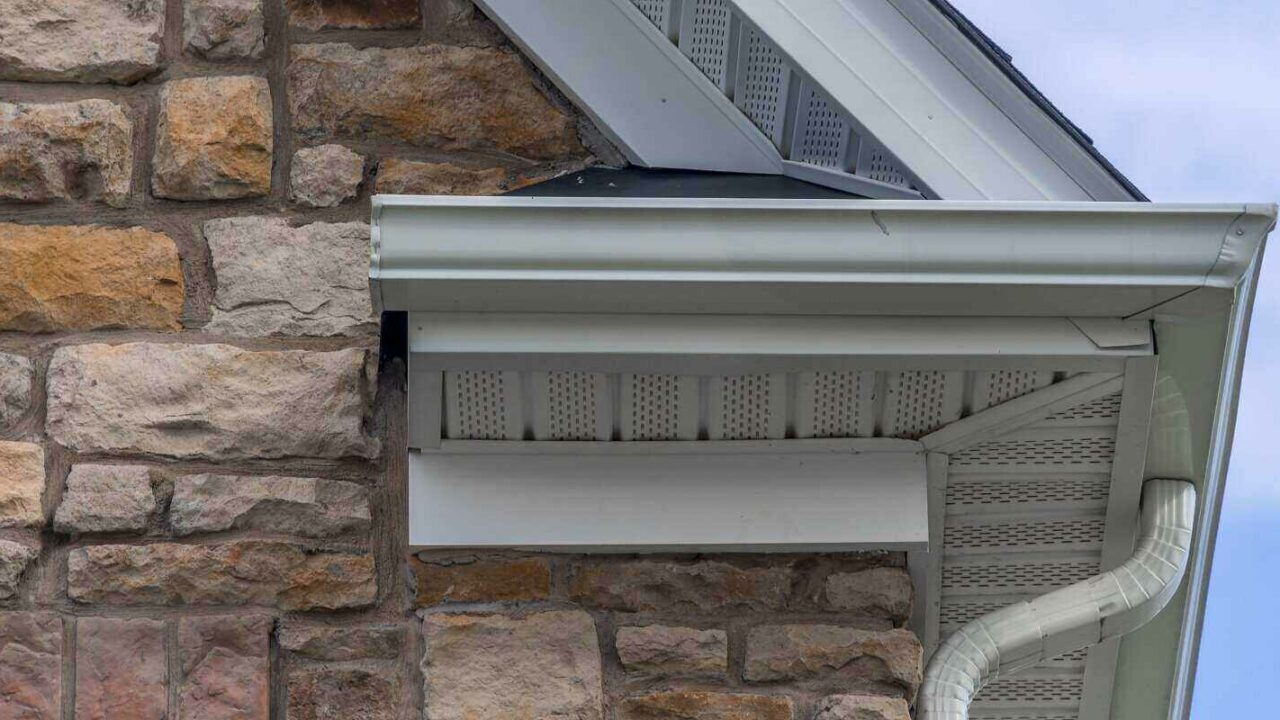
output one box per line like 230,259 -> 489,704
0,612 -> 63,720
616,625 -> 728,679
75,617 -> 167,720
178,615 -> 271,720
822,567 -> 913,622
569,559 -> 792,612
67,541 -> 377,611
280,624 -> 402,661
412,556 -> 551,606
0,224 -> 183,333
813,695 -> 911,720
288,43 -> 583,159
286,0 -> 420,31
744,625 -> 922,698
619,692 -> 793,720
287,666 -> 400,720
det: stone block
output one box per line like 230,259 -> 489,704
153,76 -> 273,200
813,695 -> 911,720
0,100 -> 133,207
178,615 -> 271,720
0,0 -> 164,83
288,43 -> 582,159
0,612 -> 62,720
0,541 -> 37,599
47,343 -> 376,460
280,624 -> 402,661
185,0 -> 266,60
290,145 -> 364,207
203,217 -> 374,337
54,465 -> 156,534
823,567 -> 913,622
412,556 -> 550,606
616,625 -> 728,679
619,692 -> 793,720
286,0 -> 420,30
75,617 -> 167,720
743,626 -> 921,698
67,541 -> 377,611
170,474 -> 370,537
0,224 -> 182,332
0,354 -> 33,429
422,611 -> 603,720
0,441 -> 44,528
570,559 -> 791,612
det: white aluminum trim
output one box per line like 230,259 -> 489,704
475,0 -> 782,173
884,0 -> 1138,201
408,313 -> 1141,356
1077,357 -> 1158,720
408,448 -> 928,552
373,197 -> 1274,319
1168,242 -> 1268,720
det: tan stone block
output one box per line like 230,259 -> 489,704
288,43 -> 582,159
67,541 -> 376,611
46,344 -> 376,460
0,0 -> 164,83
203,217 -> 374,337
619,692 -> 793,720
412,556 -> 550,606
75,617 -> 167,720
0,100 -> 133,207
0,224 -> 182,332
170,474 -> 370,537
0,541 -> 38,599
53,465 -> 156,534
153,76 -> 273,200
422,611 -> 603,720
374,159 -> 509,195
0,441 -> 44,528
290,145 -> 364,207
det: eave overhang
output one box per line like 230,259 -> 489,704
374,196 -> 1275,720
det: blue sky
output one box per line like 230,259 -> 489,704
948,1 -> 1280,716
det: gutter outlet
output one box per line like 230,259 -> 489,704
918,479 -> 1196,720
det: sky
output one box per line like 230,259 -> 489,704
947,1 -> 1280,717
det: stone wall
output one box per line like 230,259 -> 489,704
0,2 -> 921,718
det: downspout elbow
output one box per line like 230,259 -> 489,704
918,479 -> 1196,720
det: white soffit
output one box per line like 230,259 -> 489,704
372,196 -> 1275,319
408,443 -> 927,552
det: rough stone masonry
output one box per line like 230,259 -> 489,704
0,1 -> 921,719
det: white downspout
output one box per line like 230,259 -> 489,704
918,479 -> 1196,720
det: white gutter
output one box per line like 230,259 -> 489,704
371,197 -> 1274,318
919,479 -> 1196,720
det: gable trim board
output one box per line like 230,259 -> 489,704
475,0 -> 1139,200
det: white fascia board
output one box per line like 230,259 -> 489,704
371,196 -> 1276,319
408,443 -> 927,552
730,0 -> 1098,200
885,0 -> 1140,201
407,314 -> 1148,374
475,0 -> 781,174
